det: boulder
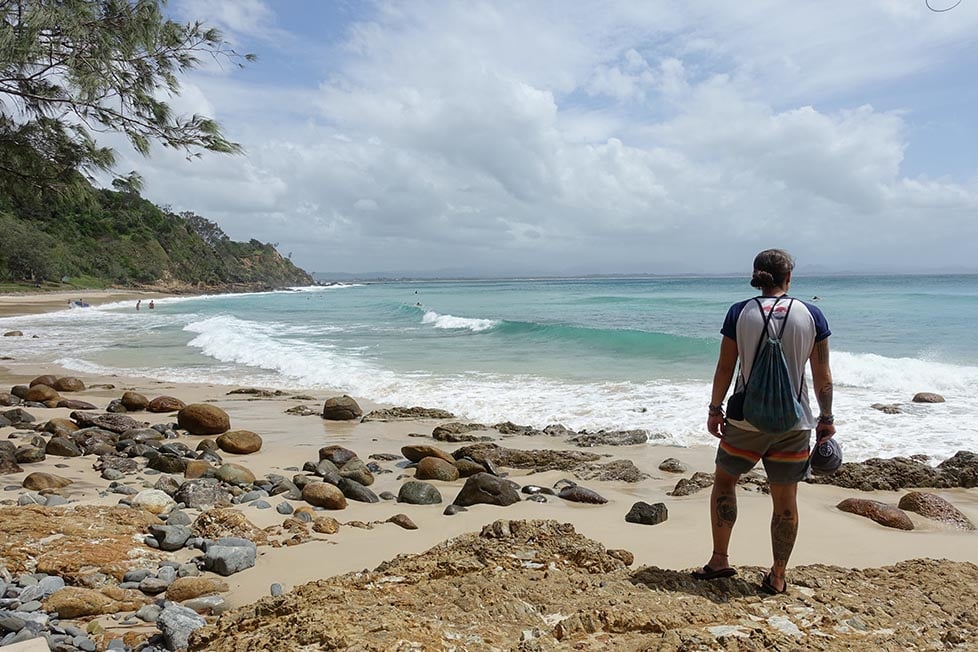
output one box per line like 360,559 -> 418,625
203,538 -> 258,576
0,442 -> 23,475
912,392 -> 945,403
416,456 -> 460,482
625,501 -> 668,526
148,395 -> 186,412
192,509 -> 269,545
837,498 -> 914,530
10,385 -> 30,399
14,445 -> 45,464
312,516 -> 340,534
53,376 -> 86,392
452,473 -> 521,507
321,395 -> 362,420
401,444 -> 455,464
44,586 -> 147,618
178,403 -> 231,435
214,463 -> 256,486
25,384 -> 59,403
454,457 -> 489,478
3,330 -> 22,337
149,453 -> 188,475
70,411 -> 146,433
57,398 -> 97,410
29,374 -> 58,388
898,491 -> 975,530
318,445 -> 359,466
3,407 -> 35,425
184,459 -> 214,479
387,513 -> 419,530
0,392 -> 19,406
397,480 -> 443,505
121,391 -> 149,411
216,430 -> 263,454
132,489 -> 177,515
337,477 -> 380,503
158,603 -> 207,650
936,451 -> 978,489
166,577 -> 229,603
302,481 -> 348,509
659,458 -> 688,473
558,483 -> 608,504
148,524 -> 193,551
338,458 -> 374,486
432,421 -> 489,441
22,472 -> 72,491
45,437 -> 83,457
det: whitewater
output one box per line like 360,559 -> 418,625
2,275 -> 977,462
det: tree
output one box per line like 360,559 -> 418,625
0,0 -> 253,193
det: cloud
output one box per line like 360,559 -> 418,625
117,0 -> 978,275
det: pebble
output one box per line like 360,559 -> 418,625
276,502 -> 294,515
270,583 -> 284,597
16,600 -> 42,612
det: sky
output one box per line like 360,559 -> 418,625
108,0 -> 978,276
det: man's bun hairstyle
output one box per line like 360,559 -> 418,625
751,249 -> 795,289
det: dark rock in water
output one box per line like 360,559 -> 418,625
837,498 -> 914,530
521,485 -> 556,496
178,403 -> 231,435
871,403 -> 902,414
3,330 -> 23,337
321,395 -> 362,420
0,442 -> 23,475
318,445 -> 358,466
525,494 -> 547,503
899,491 -> 975,529
175,478 -> 232,509
670,471 -> 769,496
285,404 -> 319,416
937,451 -> 978,489
658,458 -> 688,473
45,437 -> 83,458
362,406 -> 455,421
570,429 -> 649,447
337,478 -> 380,503
912,392 -> 945,403
397,480 -> 442,505
625,501 -> 668,526
452,473 -> 521,507
558,485 -> 608,504
443,504 -> 467,516
401,445 -> 454,464
70,411 -> 146,434
387,513 -> 418,530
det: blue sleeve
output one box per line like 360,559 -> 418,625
802,302 -> 832,342
720,302 -> 745,340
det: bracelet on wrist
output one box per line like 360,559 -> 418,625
708,403 -> 724,415
817,414 -> 835,424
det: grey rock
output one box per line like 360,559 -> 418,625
658,458 -> 688,473
157,603 -> 206,651
270,583 -> 284,597
203,539 -> 257,576
250,499 -> 271,509
180,595 -> 228,615
148,524 -> 193,552
337,478 -> 379,503
174,478 -> 232,509
17,576 -> 64,603
123,569 -> 152,584
397,480 -> 443,505
139,577 -> 171,594
275,502 -> 294,515
166,509 -> 192,526
44,495 -> 68,507
15,600 -> 42,612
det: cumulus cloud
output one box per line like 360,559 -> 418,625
118,0 -> 978,275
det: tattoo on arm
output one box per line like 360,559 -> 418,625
814,339 -> 830,365
771,509 -> 798,567
817,382 -> 833,415
715,491 -> 737,529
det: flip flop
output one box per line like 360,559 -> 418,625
691,565 -> 737,580
760,572 -> 788,595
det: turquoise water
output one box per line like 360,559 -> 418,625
2,275 -> 977,461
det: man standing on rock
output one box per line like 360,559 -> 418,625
695,249 -> 836,594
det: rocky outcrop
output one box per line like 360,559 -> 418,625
809,451 -> 978,491
451,442 -> 602,473
570,429 -> 649,447
188,520 -> 978,652
362,406 -> 456,421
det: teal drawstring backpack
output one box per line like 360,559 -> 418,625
741,296 -> 805,434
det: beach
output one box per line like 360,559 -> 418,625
1,290 -> 977,650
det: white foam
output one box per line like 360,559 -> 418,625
421,310 -> 499,332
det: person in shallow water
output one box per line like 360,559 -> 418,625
696,248 -> 837,594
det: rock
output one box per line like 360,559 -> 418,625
53,377 -> 85,392
148,395 -> 186,412
29,374 -> 58,388
166,577 -> 229,603
302,482 -> 347,509
3,330 -> 22,337
214,463 -> 256,486
577,459 -> 649,483
44,586 -> 147,618
132,489 -> 177,515
121,391 -> 149,410
182,594 -> 229,615
158,603 -> 207,650
178,404 -> 231,435
671,472 -> 719,496
321,395 -> 362,420
70,411 -> 146,433
432,421 -> 488,441
204,538 -> 258,576
148,524 -> 193,551
452,473 -> 521,507
10,385 -> 30,399
0,442 -> 23,475
149,453 -> 188,475
18,575 -> 65,603
625,501 -> 668,525
415,456 -> 460,481
44,417 -> 78,434
3,407 -> 35,425
318,445 -> 359,466
22,472 -> 72,491
45,437 -> 83,457
898,491 -> 975,530
0,392 -> 19,406
401,444 -> 455,464
312,516 -> 340,534
936,451 -> 978,489
570,429 -> 649,447
338,458 -> 374,486
837,498 -> 914,530
912,392 -> 945,403
871,403 -> 902,414
362,406 -> 455,421
57,398 -> 98,409
24,384 -> 59,403
15,445 -> 45,464
184,459 -> 213,479
387,513 -> 418,530
136,603 -> 162,623
192,509 -> 269,545
216,430 -> 262,454
337,478 -> 379,503
174,479 -> 231,510
558,484 -> 608,504
451,442 -> 602,473
659,458 -> 688,473
808,457 -> 942,491
397,480 -> 443,505
454,457 -> 488,478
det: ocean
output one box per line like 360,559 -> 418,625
2,275 -> 977,462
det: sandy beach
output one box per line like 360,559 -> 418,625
0,290 -> 168,318
2,294 -> 977,651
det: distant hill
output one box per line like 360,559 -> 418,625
0,174 -> 312,291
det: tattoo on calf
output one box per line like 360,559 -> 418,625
771,509 -> 798,567
715,492 -> 737,528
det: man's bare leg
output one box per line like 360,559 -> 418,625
705,467 -> 740,571
767,481 -> 799,591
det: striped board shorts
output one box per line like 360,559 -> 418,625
715,422 -> 811,484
